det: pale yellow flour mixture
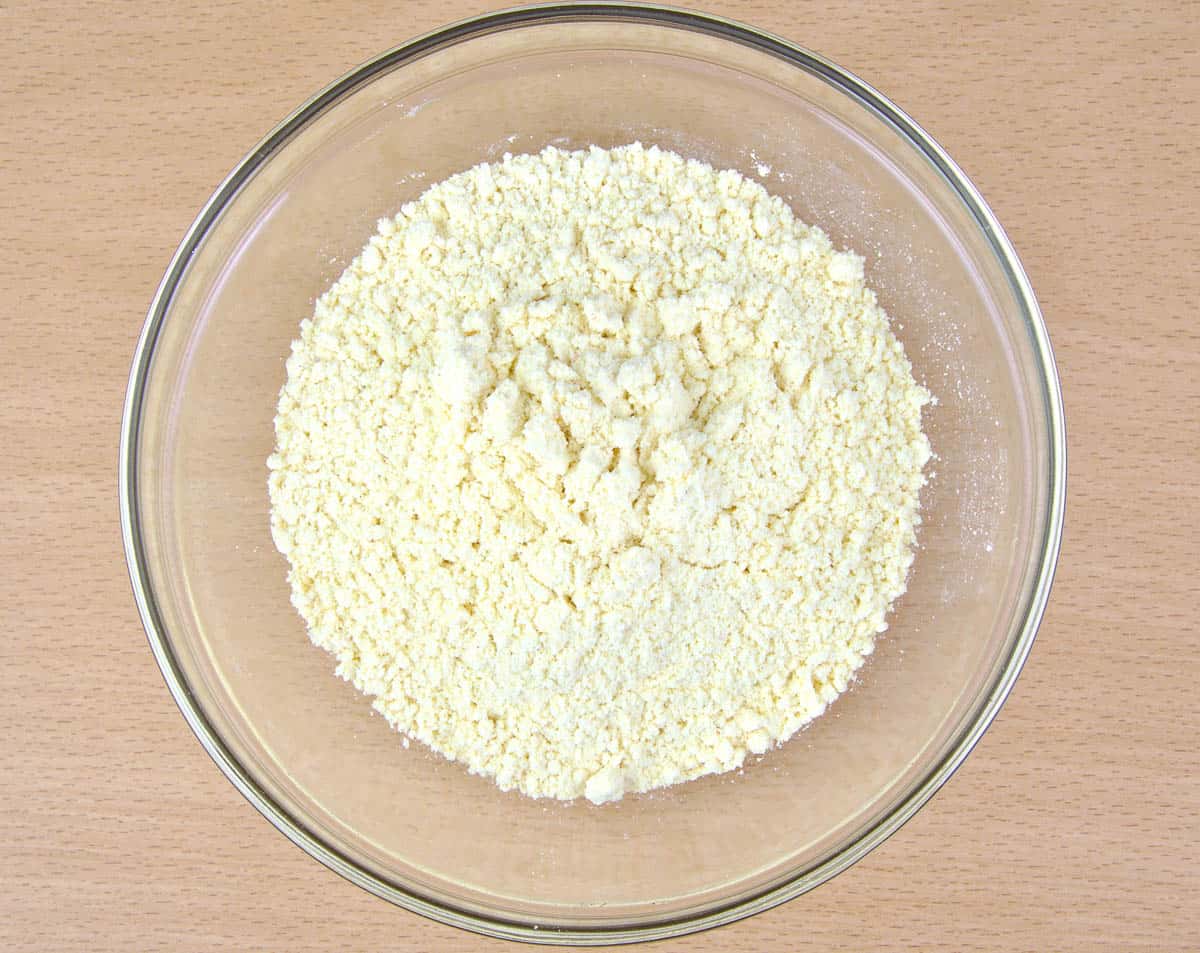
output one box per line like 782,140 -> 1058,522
269,143 -> 931,803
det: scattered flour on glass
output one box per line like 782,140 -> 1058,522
268,143 -> 931,804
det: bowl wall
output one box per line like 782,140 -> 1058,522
125,8 -> 1062,941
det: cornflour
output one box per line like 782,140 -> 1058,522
268,143 -> 931,804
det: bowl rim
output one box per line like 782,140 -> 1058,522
119,2 -> 1067,944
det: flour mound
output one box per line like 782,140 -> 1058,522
268,143 -> 930,803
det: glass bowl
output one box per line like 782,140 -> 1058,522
120,3 -> 1065,945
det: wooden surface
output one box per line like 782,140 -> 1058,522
2,1 -> 1197,950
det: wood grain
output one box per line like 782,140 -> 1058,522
1,1 -> 1197,950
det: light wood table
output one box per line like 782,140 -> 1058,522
3,2 -> 1197,950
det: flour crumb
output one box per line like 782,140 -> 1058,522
269,143 -> 931,803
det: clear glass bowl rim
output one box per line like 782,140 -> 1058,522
119,2 -> 1067,944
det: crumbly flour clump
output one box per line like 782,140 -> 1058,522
269,143 -> 930,804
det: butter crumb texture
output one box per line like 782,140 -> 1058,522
268,144 -> 931,804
